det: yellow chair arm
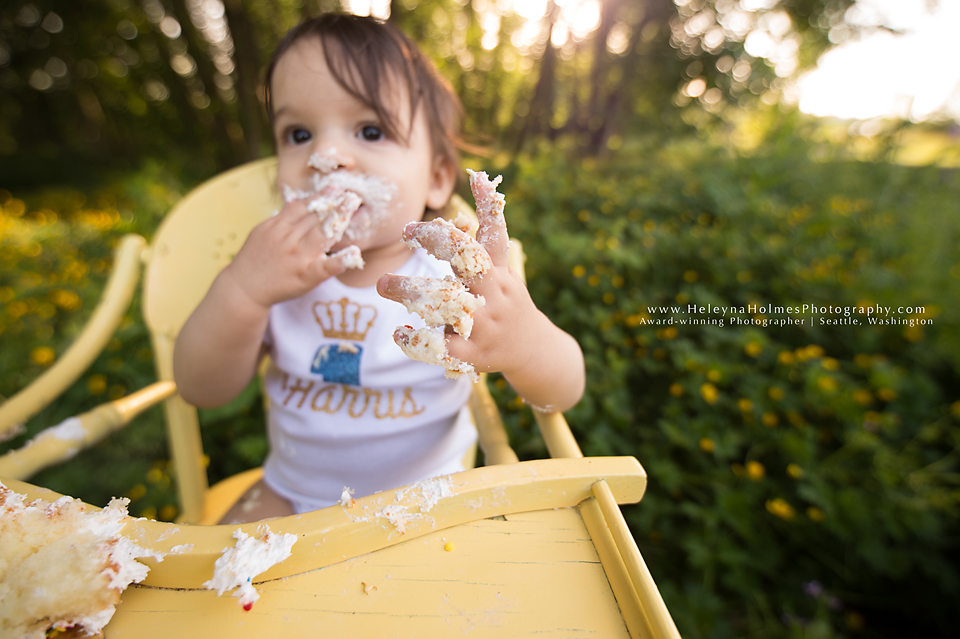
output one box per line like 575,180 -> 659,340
0,234 -> 147,436
469,376 -> 519,465
533,410 -> 584,459
0,381 -> 176,480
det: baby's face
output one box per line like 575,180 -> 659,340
270,38 -> 450,256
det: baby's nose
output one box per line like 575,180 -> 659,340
308,146 -> 353,173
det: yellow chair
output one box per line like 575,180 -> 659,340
0,159 -> 680,639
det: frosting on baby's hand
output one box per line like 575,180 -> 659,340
387,169 -> 509,381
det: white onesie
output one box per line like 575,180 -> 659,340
261,248 -> 476,513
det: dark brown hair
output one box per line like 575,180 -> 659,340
264,14 -> 464,173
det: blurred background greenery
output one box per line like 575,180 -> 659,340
1,0 -> 958,637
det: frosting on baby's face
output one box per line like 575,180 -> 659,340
282,151 -> 399,246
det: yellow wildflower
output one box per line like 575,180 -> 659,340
786,464 -> 804,479
51,289 -> 81,311
746,460 -> 765,480
787,411 -> 806,427
762,412 -> 779,428
817,376 -> 837,393
806,507 -> 825,522
821,357 -> 840,371
877,387 -> 897,402
700,383 -> 719,404
765,498 -> 795,520
30,346 -> 55,367
669,383 -> 684,397
87,374 -> 107,395
699,438 -> 714,452
744,341 -> 763,357
778,351 -> 795,365
768,387 -> 784,401
738,398 -> 753,412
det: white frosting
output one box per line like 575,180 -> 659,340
395,476 -> 454,513
396,275 -> 485,339
330,245 -> 364,270
375,504 -> 412,534
393,326 -> 477,381
404,218 -> 492,280
203,525 -> 297,609
468,169 -> 507,249
35,417 -> 86,443
308,148 -> 349,173
307,189 -> 362,240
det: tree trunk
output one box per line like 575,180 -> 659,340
222,0 -> 266,161
513,0 -> 560,156
169,0 -> 243,168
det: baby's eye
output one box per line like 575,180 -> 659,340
359,125 -> 384,142
287,128 -> 311,145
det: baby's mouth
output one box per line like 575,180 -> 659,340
282,170 -> 397,243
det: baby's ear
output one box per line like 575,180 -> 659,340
425,157 -> 458,211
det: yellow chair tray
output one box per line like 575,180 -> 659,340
7,457 -> 670,638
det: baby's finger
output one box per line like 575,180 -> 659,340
467,169 -> 509,267
307,189 -> 362,245
443,332 -> 482,372
377,273 -> 413,304
393,326 -> 478,382
329,245 -> 365,270
403,219 -> 492,281
306,245 -> 363,283
379,274 -> 484,338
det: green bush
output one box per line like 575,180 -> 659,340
489,133 -> 960,638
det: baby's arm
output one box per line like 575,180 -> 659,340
378,173 -> 585,412
174,195 -> 362,408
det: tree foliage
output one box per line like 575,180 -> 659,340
1,0 -> 858,178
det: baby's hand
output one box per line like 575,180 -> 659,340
378,171 -> 546,382
225,185 -> 364,310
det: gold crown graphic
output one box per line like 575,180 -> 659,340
313,297 -> 377,341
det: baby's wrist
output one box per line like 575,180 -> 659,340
219,265 -> 274,315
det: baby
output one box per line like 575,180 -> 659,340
173,14 -> 585,523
